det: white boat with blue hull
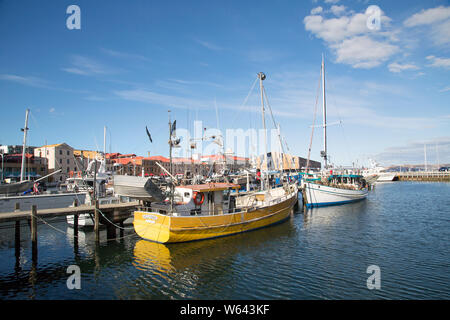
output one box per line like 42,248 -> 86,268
303,176 -> 368,208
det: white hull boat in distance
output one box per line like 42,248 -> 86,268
376,172 -> 397,182
303,181 -> 368,208
66,212 -> 133,227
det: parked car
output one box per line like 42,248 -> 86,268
438,167 -> 449,172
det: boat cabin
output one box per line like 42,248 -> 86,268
66,176 -> 109,202
327,174 -> 367,190
149,182 -> 241,217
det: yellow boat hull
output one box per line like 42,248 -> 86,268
133,194 -> 298,243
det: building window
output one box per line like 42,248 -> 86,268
59,159 -> 62,164
59,150 -> 62,155
67,159 -> 70,164
67,150 -> 70,156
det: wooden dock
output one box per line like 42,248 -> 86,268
395,171 -> 450,182
0,200 -> 140,263
0,201 -> 139,223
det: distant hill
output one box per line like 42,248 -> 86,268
386,164 -> 450,171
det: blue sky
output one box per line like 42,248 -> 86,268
0,0 -> 449,167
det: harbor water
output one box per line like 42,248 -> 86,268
0,181 -> 449,299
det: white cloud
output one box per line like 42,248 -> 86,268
404,6 -> 450,46
373,137 -> 450,165
388,62 -> 420,73
194,39 -> 223,51
430,18 -> 450,46
330,5 -> 346,16
403,6 -> 450,27
324,0 -> 340,3
49,107 -> 55,113
310,6 -> 323,15
101,48 -> 150,61
62,55 -> 116,76
439,86 -> 450,92
114,89 -> 210,110
303,6 -> 399,68
426,55 -> 450,69
0,74 -> 48,87
332,35 -> 399,68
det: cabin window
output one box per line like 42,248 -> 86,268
184,192 -> 190,197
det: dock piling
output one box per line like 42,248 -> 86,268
94,200 -> 100,242
72,199 -> 79,254
31,205 -> 38,260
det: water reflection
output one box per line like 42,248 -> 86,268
133,216 -> 299,269
1,183 -> 449,299
130,217 -> 300,298
302,200 -> 368,227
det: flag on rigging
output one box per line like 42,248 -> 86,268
171,120 -> 177,137
145,126 -> 152,143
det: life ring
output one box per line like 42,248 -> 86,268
193,191 -> 205,206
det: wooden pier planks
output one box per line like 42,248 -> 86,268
0,201 -> 140,223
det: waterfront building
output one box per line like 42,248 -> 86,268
0,144 -> 36,155
256,152 -> 321,171
34,143 -> 76,183
0,153 -> 47,182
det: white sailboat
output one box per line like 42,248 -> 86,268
0,109 -> 87,213
302,56 -> 368,208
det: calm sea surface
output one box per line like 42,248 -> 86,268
0,181 -> 449,300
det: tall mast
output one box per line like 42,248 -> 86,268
20,109 -> 30,182
168,110 -> 174,214
258,72 -> 268,190
321,54 -> 328,170
103,126 -> 106,156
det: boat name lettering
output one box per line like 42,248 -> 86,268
143,214 -> 158,223
142,214 -> 157,220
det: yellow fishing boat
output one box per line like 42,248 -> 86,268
134,72 -> 298,243
133,182 -> 298,243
